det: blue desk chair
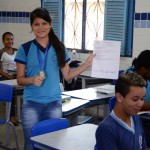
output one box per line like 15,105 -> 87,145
0,83 -> 19,150
112,70 -> 124,85
109,96 -> 116,112
31,118 -> 69,150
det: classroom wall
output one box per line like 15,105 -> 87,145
120,0 -> 150,70
0,0 -> 41,49
0,0 -> 150,70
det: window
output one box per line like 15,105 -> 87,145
64,0 -> 105,52
41,0 -> 63,40
104,0 -> 135,56
42,0 -> 134,56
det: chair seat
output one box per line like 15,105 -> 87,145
0,119 -> 6,124
32,118 -> 69,137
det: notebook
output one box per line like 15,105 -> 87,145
96,84 -> 115,94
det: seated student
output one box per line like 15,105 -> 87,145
0,32 -> 17,79
125,50 -> 150,148
95,72 -> 147,150
0,32 -> 18,125
125,50 -> 150,111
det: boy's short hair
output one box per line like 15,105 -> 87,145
115,72 -> 146,97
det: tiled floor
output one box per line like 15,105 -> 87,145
0,124 -> 24,150
0,103 -> 24,150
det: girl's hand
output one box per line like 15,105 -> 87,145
32,75 -> 44,86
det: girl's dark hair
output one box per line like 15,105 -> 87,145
132,50 -> 150,70
2,32 -> 13,41
30,7 -> 66,68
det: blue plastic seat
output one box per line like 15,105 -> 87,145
31,118 -> 69,149
0,83 -> 19,150
112,70 -> 124,85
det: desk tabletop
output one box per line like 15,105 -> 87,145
31,124 -> 98,150
63,87 -> 114,101
62,98 -> 89,116
0,79 -> 23,94
0,79 -> 17,86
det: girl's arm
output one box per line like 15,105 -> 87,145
61,53 -> 95,81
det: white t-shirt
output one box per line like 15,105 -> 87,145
1,51 -> 17,71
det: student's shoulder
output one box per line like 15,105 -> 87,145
21,39 -> 35,49
13,48 -> 17,51
0,49 -> 5,57
18,40 -> 35,56
97,115 -> 115,130
96,115 -> 117,139
124,66 -> 135,73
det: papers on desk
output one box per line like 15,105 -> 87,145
91,40 -> 121,79
61,95 -> 71,103
7,69 -> 17,75
138,111 -> 150,115
96,84 -> 115,94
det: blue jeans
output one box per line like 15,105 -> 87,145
22,100 -> 62,150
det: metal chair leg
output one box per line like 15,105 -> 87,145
8,122 -> 19,150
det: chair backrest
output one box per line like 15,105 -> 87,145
0,83 -> 13,102
109,96 -> 116,112
112,70 -> 124,85
31,118 -> 69,137
0,83 -> 19,150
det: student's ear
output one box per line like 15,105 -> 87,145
139,67 -> 147,75
116,93 -> 123,102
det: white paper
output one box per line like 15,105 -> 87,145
91,40 -> 121,79
96,84 -> 115,94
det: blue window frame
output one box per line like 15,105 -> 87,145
104,0 -> 135,56
41,0 -> 134,57
41,0 -> 63,41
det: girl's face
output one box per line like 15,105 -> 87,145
31,18 -> 51,39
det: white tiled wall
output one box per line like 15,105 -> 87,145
0,0 -> 150,70
0,0 -> 41,48
136,0 -> 150,12
118,0 -> 150,70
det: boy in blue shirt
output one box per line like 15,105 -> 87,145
96,72 -> 147,150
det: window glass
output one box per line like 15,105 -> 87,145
85,0 -> 104,50
64,0 -> 83,49
64,0 -> 105,51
